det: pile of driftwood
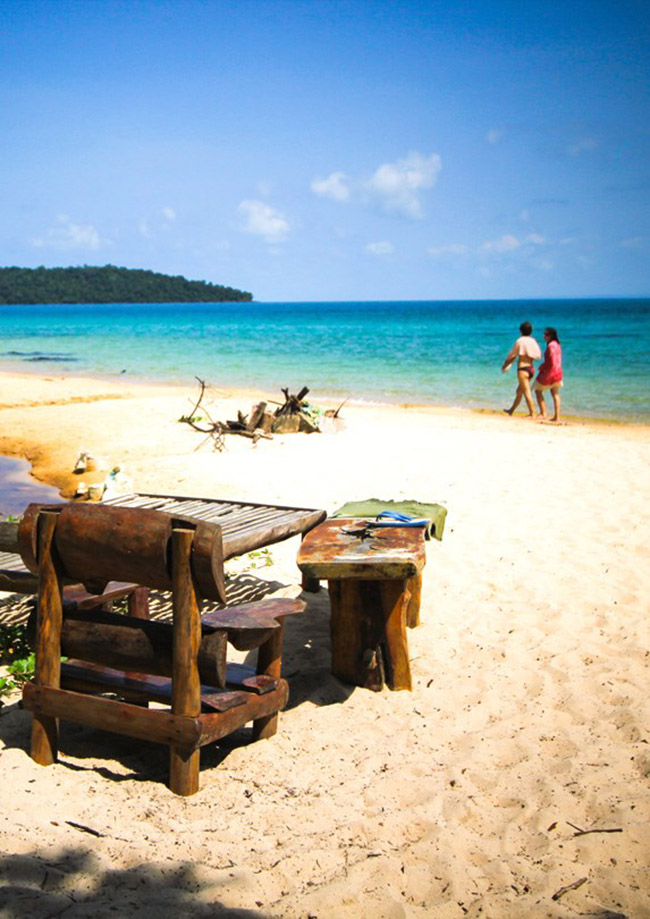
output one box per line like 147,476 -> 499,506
180,378 -> 342,451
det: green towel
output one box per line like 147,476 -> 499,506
333,499 -> 447,541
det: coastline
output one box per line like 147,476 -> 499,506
2,296 -> 649,424
1,368 -> 649,916
1,367 -> 648,507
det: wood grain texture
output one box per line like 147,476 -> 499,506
17,502 -> 226,602
31,511 -> 64,765
298,519 -> 425,691
297,518 -> 426,581
20,507 -> 299,795
23,682 -> 202,748
170,527 -> 202,795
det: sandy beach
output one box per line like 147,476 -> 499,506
0,369 -> 649,918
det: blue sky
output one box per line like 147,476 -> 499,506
1,0 -> 648,301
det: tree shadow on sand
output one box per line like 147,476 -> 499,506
0,845 -> 273,918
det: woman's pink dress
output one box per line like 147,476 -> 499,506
536,340 -> 562,386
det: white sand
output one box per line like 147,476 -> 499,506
0,370 -> 649,918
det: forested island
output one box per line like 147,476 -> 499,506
0,266 -> 252,304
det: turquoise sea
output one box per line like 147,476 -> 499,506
0,299 -> 648,422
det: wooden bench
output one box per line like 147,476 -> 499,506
1,492 -> 326,613
0,551 -> 148,619
15,503 -> 304,796
297,518 -> 426,692
104,490 -> 326,558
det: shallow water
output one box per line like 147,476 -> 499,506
0,456 -> 61,518
1,298 -> 648,421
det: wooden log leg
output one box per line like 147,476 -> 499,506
328,580 -> 385,691
31,511 -> 64,765
302,572 -> 321,593
328,578 -> 412,691
405,572 -> 423,628
300,533 -> 321,593
380,579 -> 412,691
169,527 -> 202,796
251,623 -> 284,741
125,586 -> 152,704
127,586 -> 150,620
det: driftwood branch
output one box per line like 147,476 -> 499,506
179,380 -> 343,449
325,398 -> 347,418
551,876 -> 588,901
567,821 -> 623,837
179,378 -> 274,451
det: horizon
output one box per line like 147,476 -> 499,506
2,262 -> 649,306
1,0 -> 648,301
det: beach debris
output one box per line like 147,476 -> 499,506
551,876 -> 588,901
566,821 -> 623,837
73,451 -> 107,475
65,820 -> 105,838
103,465 -> 133,501
74,465 -> 134,502
73,451 -> 88,474
179,378 -> 340,451
271,387 -> 320,434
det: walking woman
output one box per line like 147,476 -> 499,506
534,327 -> 563,422
501,321 -> 542,416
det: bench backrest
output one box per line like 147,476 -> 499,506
17,503 -> 226,602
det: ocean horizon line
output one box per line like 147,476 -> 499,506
3,294 -> 649,307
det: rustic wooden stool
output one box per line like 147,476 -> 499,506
18,503 -> 303,795
297,518 -> 426,691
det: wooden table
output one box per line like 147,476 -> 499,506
297,518 -> 426,691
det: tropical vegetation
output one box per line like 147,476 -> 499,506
0,265 -> 252,304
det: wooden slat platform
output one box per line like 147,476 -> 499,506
1,494 -> 326,593
103,492 -> 326,559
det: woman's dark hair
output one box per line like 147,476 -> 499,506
545,327 -> 560,343
519,321 -> 533,336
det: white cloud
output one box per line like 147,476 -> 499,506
480,233 -> 546,256
139,208 -> 177,238
310,150 -> 442,218
567,136 -> 597,156
531,257 -> 554,272
311,171 -> 350,202
365,241 -> 394,255
480,234 -> 521,253
620,236 -> 643,248
366,151 -> 442,218
32,215 -> 104,251
428,243 -> 468,257
238,199 -> 290,242
486,128 -> 503,144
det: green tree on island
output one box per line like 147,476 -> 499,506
0,266 -> 252,304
